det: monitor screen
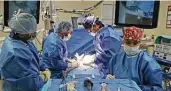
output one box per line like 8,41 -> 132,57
115,1 -> 160,29
4,1 -> 40,26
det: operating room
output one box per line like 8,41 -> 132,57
0,0 -> 171,91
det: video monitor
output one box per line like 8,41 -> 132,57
115,1 -> 160,29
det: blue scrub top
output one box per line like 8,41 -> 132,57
107,50 -> 162,91
0,37 -> 44,91
41,32 -> 68,78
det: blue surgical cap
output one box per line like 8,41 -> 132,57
83,16 -> 96,30
55,21 -> 72,33
8,13 -> 37,34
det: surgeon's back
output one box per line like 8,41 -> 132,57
93,25 -> 122,72
0,37 -> 44,91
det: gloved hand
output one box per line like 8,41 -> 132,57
90,64 -> 98,69
82,54 -> 95,65
66,81 -> 76,91
66,58 -> 77,63
68,61 -> 80,68
41,69 -> 51,82
39,72 -> 46,82
74,53 -> 80,59
106,74 -> 115,79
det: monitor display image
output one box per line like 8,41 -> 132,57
115,1 -> 160,29
4,1 -> 40,26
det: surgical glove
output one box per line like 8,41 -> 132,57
42,69 -> 51,82
74,53 -> 80,59
66,58 -> 77,63
90,64 -> 98,69
39,72 -> 46,82
82,55 -> 95,65
68,61 -> 80,68
106,74 -> 115,79
66,81 -> 76,91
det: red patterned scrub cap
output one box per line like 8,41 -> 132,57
123,26 -> 143,41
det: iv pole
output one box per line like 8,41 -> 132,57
49,0 -> 53,28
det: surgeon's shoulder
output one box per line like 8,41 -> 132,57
105,26 -> 121,40
1,38 -> 28,61
141,51 -> 161,69
46,32 -> 56,40
141,51 -> 155,61
114,50 -> 125,58
45,33 -> 59,45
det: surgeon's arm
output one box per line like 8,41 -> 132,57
39,57 -> 47,71
95,37 -> 121,68
48,46 -> 68,70
105,56 -> 116,79
139,59 -> 163,91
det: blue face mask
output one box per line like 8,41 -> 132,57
124,44 -> 140,56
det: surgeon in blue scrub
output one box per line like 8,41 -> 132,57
82,16 -> 122,74
42,21 -> 80,79
0,13 -> 51,91
106,26 -> 162,91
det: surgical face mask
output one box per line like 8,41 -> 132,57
89,32 -> 96,37
78,25 -> 83,28
124,44 -> 140,56
63,34 -> 71,41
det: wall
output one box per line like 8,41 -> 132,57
144,1 -> 171,37
0,1 -> 171,51
0,1 -> 7,38
1,1 -> 171,36
140,1 -> 171,54
52,1 -> 101,22
0,1 -> 102,30
0,1 -> 102,50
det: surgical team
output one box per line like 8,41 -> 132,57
0,12 -> 162,91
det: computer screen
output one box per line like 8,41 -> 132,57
115,1 -> 160,29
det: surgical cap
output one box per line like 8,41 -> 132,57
123,26 -> 143,41
56,21 -> 72,33
83,16 -> 96,30
8,13 -> 37,34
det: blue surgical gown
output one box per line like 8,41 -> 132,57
93,25 -> 122,73
0,37 -> 45,91
41,32 -> 68,78
107,50 -> 162,91
48,28 -> 54,35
